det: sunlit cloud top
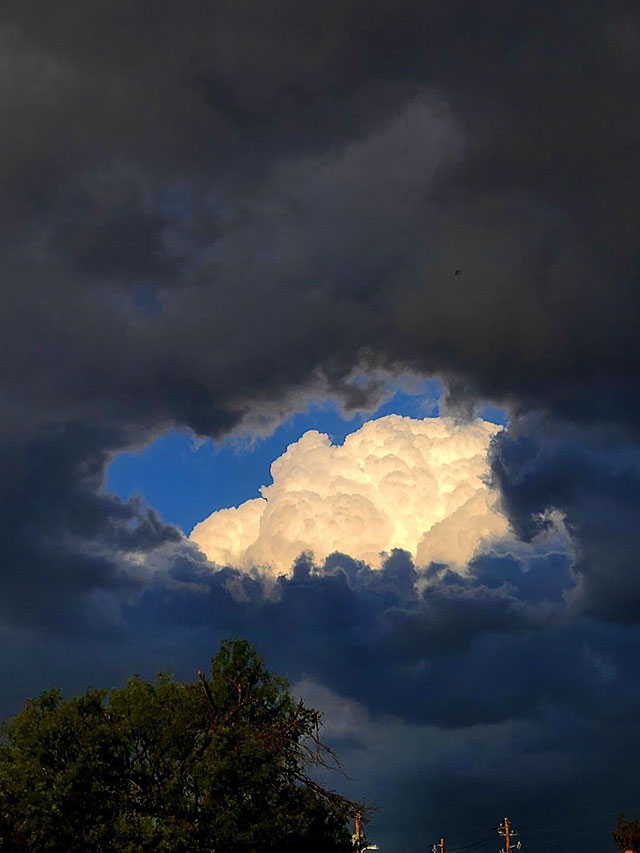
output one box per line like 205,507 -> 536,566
190,415 -> 508,573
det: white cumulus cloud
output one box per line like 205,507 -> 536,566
190,415 -> 508,574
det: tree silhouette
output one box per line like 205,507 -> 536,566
0,639 -> 363,852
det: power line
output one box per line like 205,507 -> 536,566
430,803 -> 633,853
531,824 -> 620,848
520,801 -> 640,834
520,805 -> 640,839
448,835 -> 495,851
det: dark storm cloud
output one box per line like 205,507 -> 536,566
0,538 -> 635,852
0,423 -> 181,631
0,545 -> 602,720
88,548 -> 585,729
3,4 -> 640,850
2,545 -> 639,852
105,552 -> 640,850
2,0 -> 640,439
490,416 -> 640,621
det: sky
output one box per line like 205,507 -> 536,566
106,379 -> 446,531
3,2 -> 640,851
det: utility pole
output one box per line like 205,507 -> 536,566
352,812 -> 379,851
441,838 -> 445,853
497,818 -> 521,853
431,837 -> 444,853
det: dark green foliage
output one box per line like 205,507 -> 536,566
614,814 -> 640,852
0,639 -> 361,851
